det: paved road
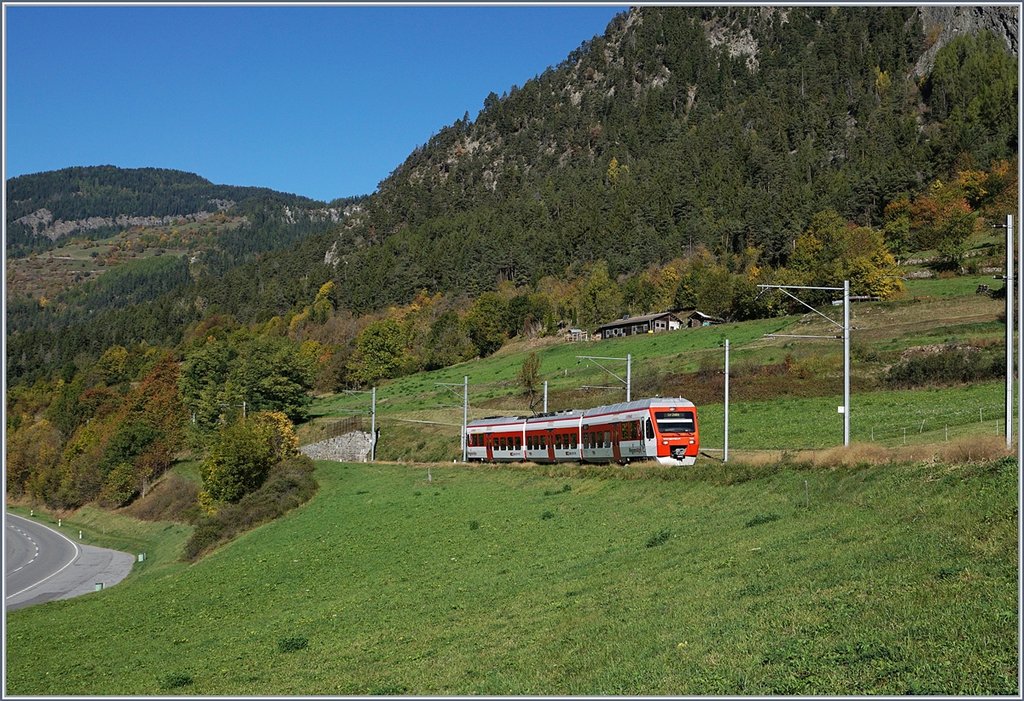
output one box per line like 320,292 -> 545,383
5,512 -> 135,611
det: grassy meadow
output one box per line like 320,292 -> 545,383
5,457 -> 1017,695
6,272 -> 1020,695
304,274 -> 1009,462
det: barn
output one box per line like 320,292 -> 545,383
595,312 -> 683,339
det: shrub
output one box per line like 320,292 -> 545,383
158,672 -> 193,690
183,455 -> 317,561
645,528 -> 671,547
541,510 -> 555,520
885,346 -> 1003,388
125,473 -> 201,524
199,412 -> 299,505
745,513 -> 781,528
277,636 -> 309,653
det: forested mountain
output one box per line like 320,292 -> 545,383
4,4 -> 1018,514
5,167 -> 362,383
5,5 -> 1019,386
5,166 -> 343,256
324,5 -> 1017,309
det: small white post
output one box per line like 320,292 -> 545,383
79,530 -> 83,540
58,518 -> 62,527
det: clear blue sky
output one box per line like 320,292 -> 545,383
4,4 -> 628,202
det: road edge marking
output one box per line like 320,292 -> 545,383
5,512 -> 82,601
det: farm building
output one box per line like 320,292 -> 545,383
595,312 -> 683,339
685,310 -> 725,327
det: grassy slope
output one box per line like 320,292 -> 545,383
305,275 -> 1007,461
5,459 -> 1017,695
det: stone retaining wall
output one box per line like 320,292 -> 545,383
300,431 -> 374,463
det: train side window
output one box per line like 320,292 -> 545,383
515,437 -> 522,450
604,431 -> 611,448
646,419 -> 655,439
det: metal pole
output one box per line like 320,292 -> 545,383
724,339 -> 730,463
543,381 -> 548,413
626,353 -> 632,402
844,280 -> 850,447
462,376 -> 468,462
1017,211 -> 1022,466
1007,214 -> 1014,447
370,387 -> 376,461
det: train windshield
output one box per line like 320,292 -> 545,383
654,410 -> 695,434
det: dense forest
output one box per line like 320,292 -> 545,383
5,5 -> 1019,514
323,7 -> 1016,309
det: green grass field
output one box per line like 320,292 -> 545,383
303,276 -> 1008,463
5,458 -> 1017,695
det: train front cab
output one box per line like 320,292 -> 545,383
646,405 -> 698,466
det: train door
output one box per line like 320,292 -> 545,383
547,429 -> 556,463
485,434 -> 494,462
643,416 -> 657,460
612,423 -> 622,463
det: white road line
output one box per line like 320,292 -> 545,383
5,514 -> 81,600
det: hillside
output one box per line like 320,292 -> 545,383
4,6 -> 1017,387
3,5 -> 1019,529
5,457 -> 1016,695
4,165 -> 348,256
321,5 -> 1018,310
4,166 -> 366,384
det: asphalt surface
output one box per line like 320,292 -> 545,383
5,512 -> 136,611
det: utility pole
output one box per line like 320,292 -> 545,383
543,380 -> 548,413
1007,215 -> 1014,446
370,387 -> 377,461
435,377 -> 470,462
626,353 -> 632,402
342,388 -> 378,461
463,376 -> 468,462
758,282 -> 851,447
724,339 -> 730,463
1017,210 -> 1022,466
843,280 -> 850,446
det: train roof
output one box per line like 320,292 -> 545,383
466,415 -> 524,428
465,398 -> 693,429
582,397 -> 694,417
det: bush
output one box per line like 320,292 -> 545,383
745,513 -> 781,528
645,528 -> 671,548
183,455 -> 317,561
277,636 -> 309,653
125,473 -> 201,523
200,412 -> 300,505
885,346 -> 1003,388
158,672 -> 193,690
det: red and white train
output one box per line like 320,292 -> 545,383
466,397 -> 699,466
